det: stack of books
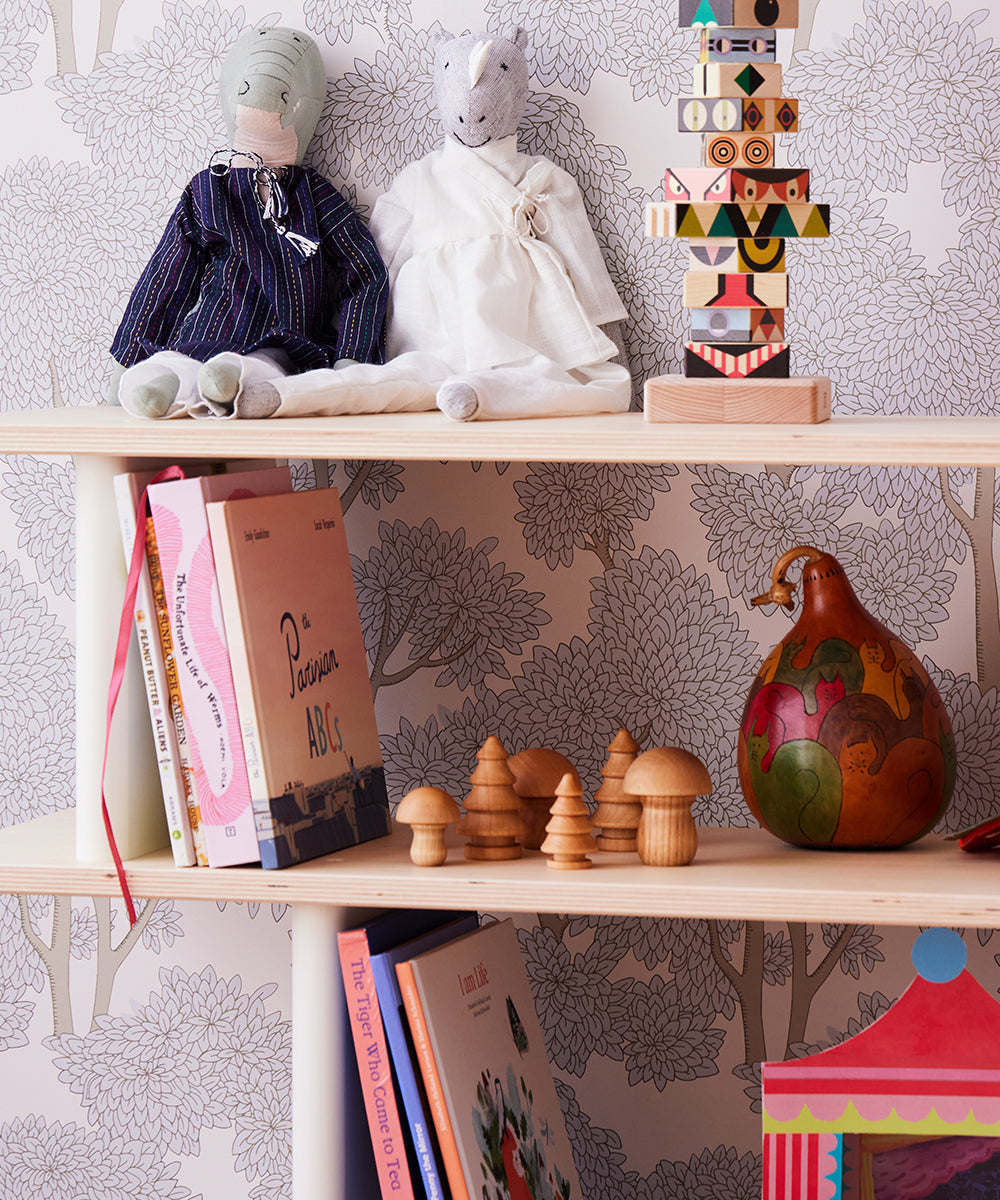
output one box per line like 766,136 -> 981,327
114,462 -> 391,868
339,910 -> 583,1200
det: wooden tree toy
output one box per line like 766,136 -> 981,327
592,727 -> 642,852
623,746 -> 712,867
455,736 -> 526,860
508,747 -> 582,850
540,773 -> 597,870
395,786 -> 461,866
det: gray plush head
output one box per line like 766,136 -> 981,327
433,28 -> 529,147
219,26 -> 326,165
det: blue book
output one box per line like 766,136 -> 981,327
371,913 -> 480,1200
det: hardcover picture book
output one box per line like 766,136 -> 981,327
147,465 -> 292,867
205,485 -> 391,868
397,919 -> 581,1200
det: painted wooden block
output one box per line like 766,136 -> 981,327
678,96 -> 743,132
693,62 -> 782,99
644,375 -> 832,424
688,238 -> 739,270
674,201 -> 830,238
704,131 -> 774,167
683,271 -> 788,307
645,202 -> 677,237
731,167 -> 809,202
700,27 -> 776,61
665,166 -> 731,202
690,306 -> 786,342
731,0 -> 799,27
737,238 -> 785,272
743,97 -> 799,131
678,0 -> 735,26
685,341 -> 790,377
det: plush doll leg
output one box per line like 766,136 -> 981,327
192,348 -> 294,418
239,352 -> 448,418
117,351 -> 203,419
437,357 -> 632,421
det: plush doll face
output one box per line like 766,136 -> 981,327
219,26 -> 326,166
433,28 -> 529,147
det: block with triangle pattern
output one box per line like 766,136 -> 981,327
673,201 -> 830,238
685,341 -> 790,377
690,307 -> 785,342
678,0 -> 735,26
693,62 -> 782,98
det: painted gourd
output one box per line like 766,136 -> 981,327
737,545 -> 956,847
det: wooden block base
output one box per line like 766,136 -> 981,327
644,375 -> 832,424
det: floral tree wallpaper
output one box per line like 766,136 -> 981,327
0,0 -> 999,1196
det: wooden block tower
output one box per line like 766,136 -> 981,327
644,0 -> 833,424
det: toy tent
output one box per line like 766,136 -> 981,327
762,928 -> 1000,1199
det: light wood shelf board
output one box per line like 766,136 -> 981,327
3,407 -> 1000,466
5,810 -> 998,926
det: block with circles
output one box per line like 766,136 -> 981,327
700,27 -> 777,61
678,0 -> 735,26
703,131 -> 774,167
684,341 -> 790,377
690,306 -> 786,342
678,96 -> 743,132
693,62 -> 782,99
665,166 -> 732,202
732,0 -> 799,27
731,167 -> 809,203
683,271 -> 788,308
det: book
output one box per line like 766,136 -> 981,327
371,913 -> 480,1200
396,920 -> 582,1200
147,465 -> 292,867
338,910 -> 478,1200
113,468 -> 199,866
205,485 -> 391,868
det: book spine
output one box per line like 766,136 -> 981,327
338,930 -> 416,1200
145,516 -> 208,866
112,477 -> 196,867
396,961 -> 470,1200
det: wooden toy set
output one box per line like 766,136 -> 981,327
644,0 -> 833,423
395,732 -> 711,870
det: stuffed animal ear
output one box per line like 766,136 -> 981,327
432,28 -> 453,46
510,27 -> 529,49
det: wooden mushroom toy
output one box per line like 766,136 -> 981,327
623,746 -> 711,867
508,747 -> 582,850
396,786 -> 461,866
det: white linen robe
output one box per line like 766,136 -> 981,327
266,136 -> 631,419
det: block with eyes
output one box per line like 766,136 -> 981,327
731,168 -> 809,203
665,166 -> 732,202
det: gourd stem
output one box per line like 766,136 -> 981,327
751,544 -> 824,609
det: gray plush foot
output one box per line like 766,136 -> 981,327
198,358 -> 242,405
437,381 -> 479,421
124,371 -> 180,419
237,381 -> 281,419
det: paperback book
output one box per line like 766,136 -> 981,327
206,485 -> 390,868
147,465 -> 292,867
397,919 -> 581,1200
338,910 -> 477,1200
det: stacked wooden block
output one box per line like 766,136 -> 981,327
643,0 -> 833,423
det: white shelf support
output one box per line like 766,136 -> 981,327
73,453 -> 164,862
293,903 -> 351,1200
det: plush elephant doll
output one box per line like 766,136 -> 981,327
109,25 -> 388,419
240,27 -> 632,421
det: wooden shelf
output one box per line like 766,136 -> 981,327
4,405 -> 1000,466
6,810 -> 999,927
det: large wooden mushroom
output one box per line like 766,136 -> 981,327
396,786 -> 461,866
508,747 -> 582,850
623,746 -> 711,867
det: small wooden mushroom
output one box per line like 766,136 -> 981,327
540,773 -> 596,870
396,786 -> 461,866
508,747 -> 582,850
623,747 -> 711,867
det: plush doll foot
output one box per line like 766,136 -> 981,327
120,369 -> 181,419
237,381 -> 282,418
437,381 -> 479,421
198,357 -> 243,405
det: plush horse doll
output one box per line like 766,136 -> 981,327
240,27 -> 631,421
110,26 -> 388,419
